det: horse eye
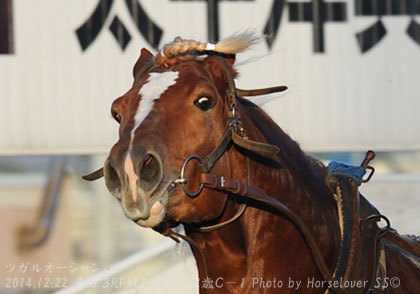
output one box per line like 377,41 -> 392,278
194,96 -> 213,111
112,111 -> 122,123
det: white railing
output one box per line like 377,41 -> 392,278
53,239 -> 175,294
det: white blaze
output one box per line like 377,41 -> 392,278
130,71 -> 179,147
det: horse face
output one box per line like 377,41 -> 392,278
104,49 -> 233,229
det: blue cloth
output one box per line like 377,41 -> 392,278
327,160 -> 366,186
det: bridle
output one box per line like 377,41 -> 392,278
173,56 -> 286,232
175,56 -> 284,195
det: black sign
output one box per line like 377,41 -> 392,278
0,0 -> 14,54
2,0 -> 419,55
75,0 -> 163,51
75,0 -> 420,53
355,0 -> 420,52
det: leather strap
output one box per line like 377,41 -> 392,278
218,56 -> 238,111
237,86 -> 287,97
231,131 -> 281,164
385,231 -> 420,257
192,203 -> 247,233
201,126 -> 232,173
191,158 -> 250,233
82,167 -> 104,181
162,228 -> 210,294
328,176 -> 359,284
201,126 -> 282,174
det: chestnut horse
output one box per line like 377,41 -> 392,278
84,33 -> 420,293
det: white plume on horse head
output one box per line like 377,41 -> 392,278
210,30 -> 262,54
156,30 -> 262,65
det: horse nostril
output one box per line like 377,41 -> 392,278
104,159 -> 122,199
139,153 -> 162,192
144,154 -> 154,169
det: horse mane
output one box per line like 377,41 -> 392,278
156,32 -> 260,67
238,97 -> 332,198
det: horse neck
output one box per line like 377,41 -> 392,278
234,97 -> 336,207
184,99 -> 341,283
240,97 -> 340,233
239,98 -> 341,272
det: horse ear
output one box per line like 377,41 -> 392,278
133,48 -> 154,81
224,55 -> 236,69
204,55 -> 238,90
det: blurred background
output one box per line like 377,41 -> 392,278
1,0 -> 419,293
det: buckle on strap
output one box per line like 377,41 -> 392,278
220,176 -> 226,187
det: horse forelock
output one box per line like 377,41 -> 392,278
155,32 -> 260,67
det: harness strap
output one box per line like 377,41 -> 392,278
82,167 -> 104,181
162,228 -> 210,294
192,203 -> 247,233
201,126 -> 232,173
385,231 -> 420,257
190,158 -> 251,233
231,131 -> 281,163
218,57 -> 238,111
327,176 -> 359,284
201,126 -> 282,174
363,221 -> 388,293
237,86 -> 288,97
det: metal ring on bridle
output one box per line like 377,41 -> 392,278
179,154 -> 204,198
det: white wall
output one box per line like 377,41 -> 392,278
1,0 -> 420,154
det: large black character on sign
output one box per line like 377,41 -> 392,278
75,0 -> 163,51
0,0 -> 14,54
355,0 -> 420,53
263,0 -> 286,48
170,0 -> 254,43
264,0 -> 347,52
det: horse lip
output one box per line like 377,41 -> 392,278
133,208 -> 151,221
133,177 -> 178,227
132,194 -> 166,221
134,197 -> 166,227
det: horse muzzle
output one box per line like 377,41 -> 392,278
103,150 -> 168,227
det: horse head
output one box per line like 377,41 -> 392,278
100,34 -> 260,230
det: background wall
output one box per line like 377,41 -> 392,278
1,0 -> 420,154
